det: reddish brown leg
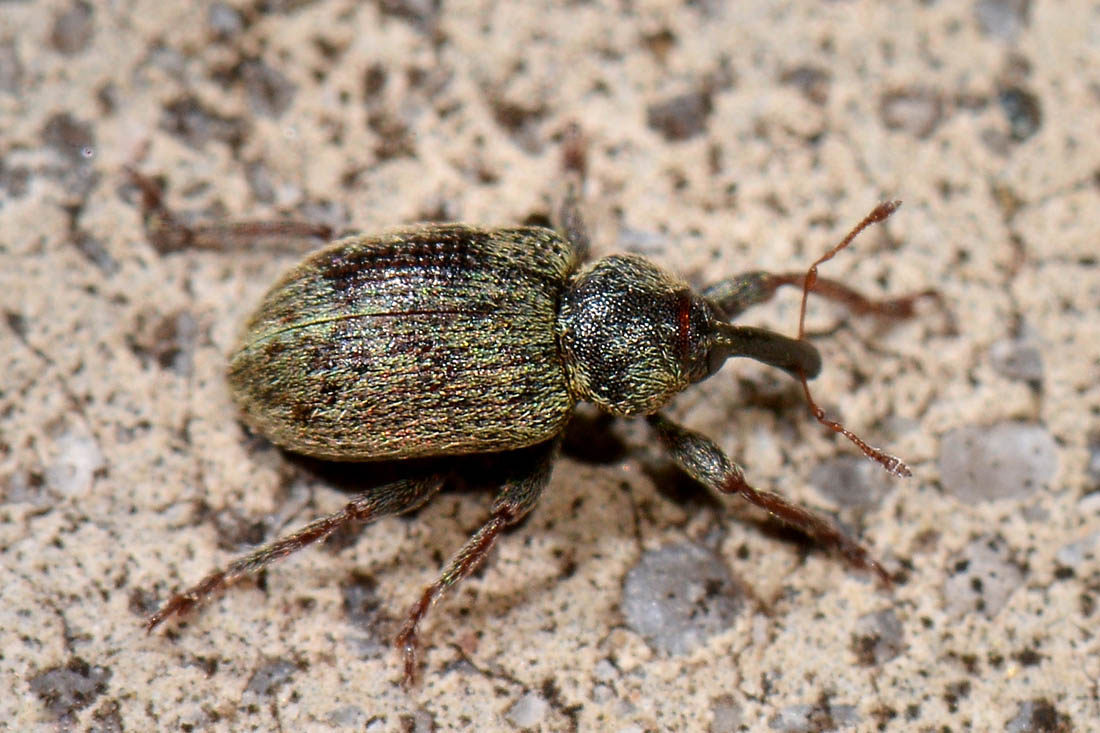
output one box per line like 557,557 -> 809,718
145,474 -> 445,632
556,122 -> 590,261
126,167 -> 333,253
395,439 -> 557,687
647,414 -> 891,586
557,180 -> 590,262
702,202 -> 938,321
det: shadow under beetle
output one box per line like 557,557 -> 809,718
136,172 -> 935,686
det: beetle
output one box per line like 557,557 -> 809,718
135,171 -> 933,685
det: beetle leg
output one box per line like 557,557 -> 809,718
126,167 -> 333,254
144,473 -> 446,632
646,413 -> 891,587
395,439 -> 558,687
556,121 -> 591,262
557,180 -> 591,263
702,269 -> 937,321
702,203 -> 938,320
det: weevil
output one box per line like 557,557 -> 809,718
136,171 -> 935,685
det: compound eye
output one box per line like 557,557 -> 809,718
675,293 -> 718,381
674,291 -> 694,361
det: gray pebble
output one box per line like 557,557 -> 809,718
938,422 -> 1057,502
621,542 -> 744,656
811,455 -> 895,510
506,691 -> 550,729
943,535 -> 1025,619
989,338 -> 1043,382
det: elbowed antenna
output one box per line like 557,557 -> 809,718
789,200 -> 913,477
712,323 -> 823,381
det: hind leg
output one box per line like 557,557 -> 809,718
126,167 -> 333,253
145,473 -> 446,631
555,122 -> 591,261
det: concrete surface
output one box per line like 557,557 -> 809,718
2,0 -> 1098,730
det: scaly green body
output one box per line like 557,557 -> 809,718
228,224 -> 580,460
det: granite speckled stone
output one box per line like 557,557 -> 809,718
3,1 -> 1098,729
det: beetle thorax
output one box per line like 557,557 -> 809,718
556,255 -> 714,416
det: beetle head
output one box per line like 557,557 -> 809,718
558,255 -> 821,417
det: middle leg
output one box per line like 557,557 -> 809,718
127,167 -> 334,253
395,438 -> 559,686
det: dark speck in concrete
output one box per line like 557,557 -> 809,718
241,59 -> 297,118
42,112 -> 95,164
647,90 -> 714,141
50,1 -> 95,55
161,95 -> 250,150
30,657 -> 111,721
244,658 -> 299,698
378,0 -> 442,34
780,65 -> 832,106
1005,698 -> 1072,733
851,608 -> 905,665
89,699 -> 124,733
943,535 -> 1025,619
999,86 -> 1042,142
769,702 -> 859,731
342,571 -> 387,657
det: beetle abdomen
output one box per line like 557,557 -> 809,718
228,225 -> 578,461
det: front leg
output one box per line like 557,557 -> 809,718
702,264 -> 938,322
703,203 -> 935,477
702,202 -> 938,321
646,414 -> 890,586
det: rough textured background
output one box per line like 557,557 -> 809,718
2,1 -> 1098,730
